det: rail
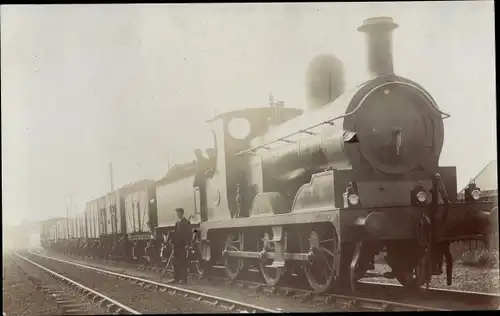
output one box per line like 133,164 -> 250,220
37,250 -> 499,311
28,250 -> 281,314
14,251 -> 140,315
363,280 -> 500,306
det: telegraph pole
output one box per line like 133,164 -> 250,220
109,161 -> 114,191
66,200 -> 69,223
269,92 -> 275,107
66,194 -> 72,239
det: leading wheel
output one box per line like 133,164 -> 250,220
189,254 -> 205,277
223,232 -> 244,281
396,255 -> 428,289
300,227 -> 339,293
349,242 -> 363,292
259,230 -> 287,286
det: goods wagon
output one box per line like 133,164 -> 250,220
41,220 -> 58,247
55,218 -> 69,241
124,184 -> 157,240
79,212 -> 86,239
85,199 -> 100,239
105,191 -> 122,235
70,212 -> 85,239
68,216 -> 75,238
47,223 -> 57,243
98,196 -> 107,235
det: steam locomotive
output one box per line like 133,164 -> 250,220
40,16 -> 497,293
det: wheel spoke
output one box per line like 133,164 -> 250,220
224,233 -> 244,280
322,253 -> 333,271
322,247 -> 335,258
302,229 -> 339,293
323,265 -> 330,282
320,238 -> 335,243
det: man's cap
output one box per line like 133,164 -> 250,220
175,208 -> 184,213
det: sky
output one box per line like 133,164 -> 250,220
1,2 -> 496,226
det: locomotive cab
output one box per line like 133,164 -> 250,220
203,106 -> 303,220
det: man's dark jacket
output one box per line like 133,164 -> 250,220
172,217 -> 190,251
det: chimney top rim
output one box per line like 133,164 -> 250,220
357,16 -> 399,33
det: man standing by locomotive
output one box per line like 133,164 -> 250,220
194,149 -> 211,221
235,184 -> 243,218
169,208 -> 190,284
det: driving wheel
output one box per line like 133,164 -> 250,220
223,232 -> 245,281
259,230 -> 287,286
189,237 -> 206,277
300,227 -> 340,293
397,255 -> 428,289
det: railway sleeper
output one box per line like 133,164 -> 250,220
106,303 -> 117,313
219,303 -> 236,311
61,303 -> 87,309
98,299 -> 108,307
55,299 -> 74,304
63,309 -> 84,315
358,301 -> 390,311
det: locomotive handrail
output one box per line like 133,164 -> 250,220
236,81 -> 451,156
439,111 -> 451,119
435,174 -> 451,204
236,114 -> 357,156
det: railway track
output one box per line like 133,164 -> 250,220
131,259 -> 500,311
35,250 -> 500,311
12,251 -> 134,315
26,250 -> 281,314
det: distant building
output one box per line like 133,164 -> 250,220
2,219 -> 59,251
3,225 -> 30,251
458,159 -> 497,204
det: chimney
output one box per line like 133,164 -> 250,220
358,17 -> 399,77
